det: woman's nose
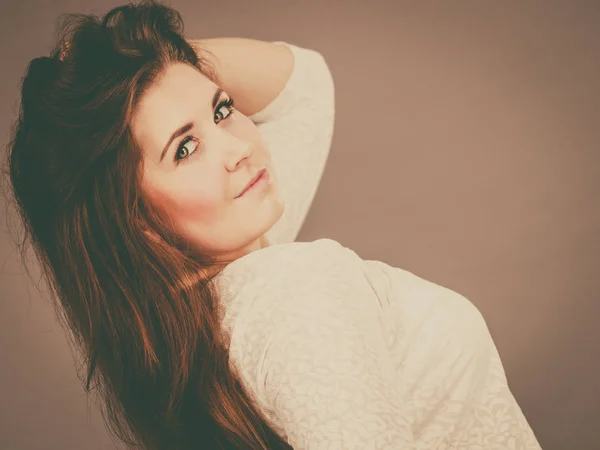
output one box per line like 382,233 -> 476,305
224,135 -> 254,170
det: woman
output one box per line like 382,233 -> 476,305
5,1 -> 542,449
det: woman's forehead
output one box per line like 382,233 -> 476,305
131,63 -> 216,145
138,63 -> 215,114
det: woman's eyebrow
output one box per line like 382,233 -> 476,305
211,88 -> 225,109
159,87 -> 225,163
159,122 -> 193,163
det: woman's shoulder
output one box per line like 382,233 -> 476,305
260,237 -> 358,276
214,238 -> 360,299
214,238 -> 362,344
229,237 -> 345,273
266,237 -> 344,261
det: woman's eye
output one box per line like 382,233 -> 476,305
175,137 -> 199,162
215,98 -> 235,123
174,98 -> 234,165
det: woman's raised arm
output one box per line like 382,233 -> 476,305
189,38 -> 335,245
188,37 -> 294,117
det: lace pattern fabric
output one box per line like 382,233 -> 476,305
212,41 -> 542,449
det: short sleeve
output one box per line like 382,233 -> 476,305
229,269 -> 416,449
249,41 -> 335,246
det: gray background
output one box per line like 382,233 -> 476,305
1,1 -> 599,449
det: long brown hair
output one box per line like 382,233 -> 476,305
3,1 -> 293,448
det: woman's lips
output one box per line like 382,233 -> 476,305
237,168 -> 267,198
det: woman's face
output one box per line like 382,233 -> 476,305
131,62 -> 284,264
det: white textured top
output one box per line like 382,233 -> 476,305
212,42 -> 542,449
